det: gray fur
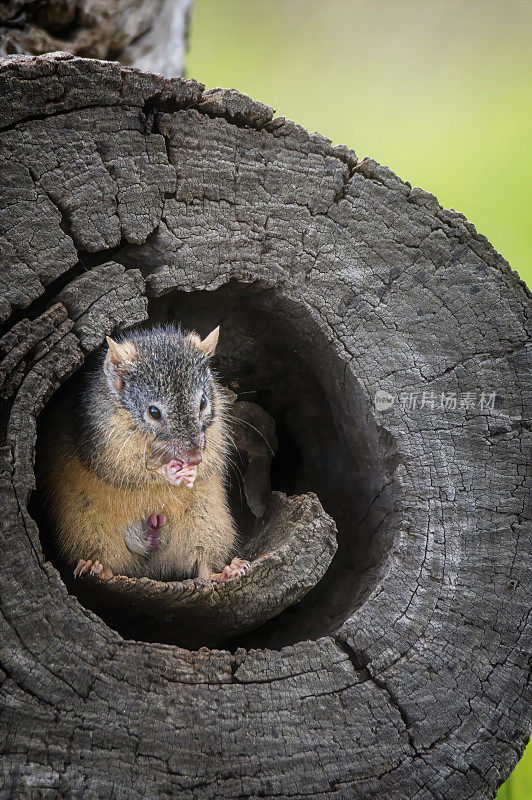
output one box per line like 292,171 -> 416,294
79,325 -> 218,477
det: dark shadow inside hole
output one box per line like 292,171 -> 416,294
34,280 -> 400,649
147,281 -> 400,647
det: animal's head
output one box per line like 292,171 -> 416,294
103,325 -> 221,481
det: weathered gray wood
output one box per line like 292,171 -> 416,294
0,53 -> 530,800
0,0 -> 192,76
57,262 -> 148,351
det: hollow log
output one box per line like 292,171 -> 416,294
0,53 -> 531,800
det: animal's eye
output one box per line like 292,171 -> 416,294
200,393 -> 207,412
148,405 -> 161,420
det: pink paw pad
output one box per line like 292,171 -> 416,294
147,513 -> 165,551
158,460 -> 197,488
213,558 -> 251,583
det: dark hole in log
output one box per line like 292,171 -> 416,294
149,281 -> 401,647
33,280 -> 400,648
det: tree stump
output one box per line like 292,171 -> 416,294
0,53 -> 530,800
0,0 -> 192,75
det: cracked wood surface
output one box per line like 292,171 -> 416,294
0,53 -> 530,800
0,0 -> 192,77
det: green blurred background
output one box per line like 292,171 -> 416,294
188,1 -> 531,797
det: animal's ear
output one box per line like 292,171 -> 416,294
104,336 -> 137,392
198,326 -> 220,358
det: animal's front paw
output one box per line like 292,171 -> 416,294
212,557 -> 251,583
74,559 -> 113,580
158,460 -> 197,488
147,513 -> 166,551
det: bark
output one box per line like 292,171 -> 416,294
0,0 -> 192,75
0,52 -> 530,800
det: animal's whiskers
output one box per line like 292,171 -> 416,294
229,417 -> 276,457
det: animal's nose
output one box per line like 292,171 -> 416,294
186,450 -> 202,466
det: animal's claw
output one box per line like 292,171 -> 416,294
74,558 -> 92,578
90,560 -> 104,577
74,558 -> 113,580
211,557 -> 251,583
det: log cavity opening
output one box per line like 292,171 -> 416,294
147,281 -> 400,648
32,280 -> 399,649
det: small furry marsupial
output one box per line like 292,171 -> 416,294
40,325 -> 249,583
